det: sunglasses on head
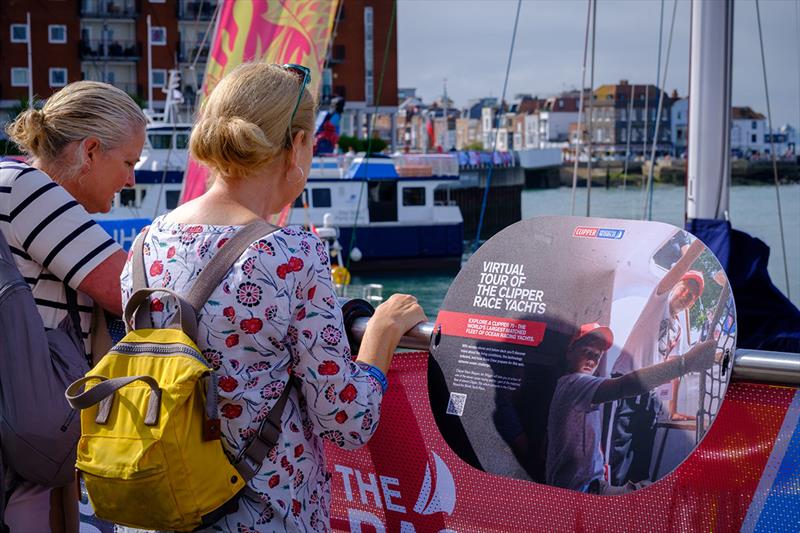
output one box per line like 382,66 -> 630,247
282,64 -> 311,127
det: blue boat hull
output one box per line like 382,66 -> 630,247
337,223 -> 464,272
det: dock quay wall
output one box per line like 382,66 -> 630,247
450,164 -> 524,241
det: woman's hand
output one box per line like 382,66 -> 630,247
356,294 -> 427,374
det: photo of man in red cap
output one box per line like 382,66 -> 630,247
608,238 -> 715,487
546,321 -> 716,494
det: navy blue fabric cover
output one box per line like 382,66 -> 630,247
687,218 -> 800,353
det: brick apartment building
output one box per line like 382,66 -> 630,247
326,0 -> 398,143
1,0 -> 397,143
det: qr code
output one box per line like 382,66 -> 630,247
446,392 -> 467,416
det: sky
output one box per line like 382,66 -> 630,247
396,0 -> 800,128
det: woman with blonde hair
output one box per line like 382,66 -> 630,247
120,62 -> 425,531
2,80 -> 146,531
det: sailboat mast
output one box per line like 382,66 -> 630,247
686,0 -> 733,221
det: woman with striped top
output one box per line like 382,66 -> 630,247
2,81 -> 146,532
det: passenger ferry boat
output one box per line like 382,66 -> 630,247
94,122 -> 465,272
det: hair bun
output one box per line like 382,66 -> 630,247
189,115 -> 281,178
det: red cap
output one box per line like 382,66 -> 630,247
681,270 -> 705,296
569,322 -> 614,351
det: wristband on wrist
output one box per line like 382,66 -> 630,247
357,362 -> 388,393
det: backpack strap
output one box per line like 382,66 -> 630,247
184,220 -> 278,313
130,229 -> 149,292
233,377 -> 295,482
184,220 -> 286,481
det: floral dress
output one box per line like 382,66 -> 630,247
120,218 -> 384,532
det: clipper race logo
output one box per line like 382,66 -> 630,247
573,226 -> 625,239
335,452 -> 456,532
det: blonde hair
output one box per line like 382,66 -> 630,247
190,63 -> 316,178
5,81 -> 146,179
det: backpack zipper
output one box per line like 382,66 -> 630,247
111,342 -> 211,368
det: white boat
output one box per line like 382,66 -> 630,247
95,121 -> 465,272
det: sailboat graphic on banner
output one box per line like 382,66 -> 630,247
413,452 -> 456,515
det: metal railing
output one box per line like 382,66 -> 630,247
81,0 -> 136,17
341,299 -> 800,386
178,0 -> 217,20
80,39 -> 139,60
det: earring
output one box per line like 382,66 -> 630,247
288,165 -> 305,184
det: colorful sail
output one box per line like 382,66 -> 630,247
180,0 -> 339,205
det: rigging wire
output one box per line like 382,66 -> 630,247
345,0 -> 397,269
585,0 -> 597,217
642,0 -> 678,220
570,0 -> 594,215
622,83 -> 634,191
645,0 -> 666,219
755,0 -> 792,299
472,0 -> 523,250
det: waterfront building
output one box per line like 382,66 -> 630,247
588,79 -> 674,158
525,93 -> 580,150
671,96 -> 689,157
325,0 -> 398,147
455,117 -> 481,150
730,106 -> 769,158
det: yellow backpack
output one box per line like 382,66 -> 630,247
66,221 -> 289,531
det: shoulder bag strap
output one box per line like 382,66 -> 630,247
234,377 -> 295,482
129,229 -> 149,292
127,229 -> 152,330
184,220 -> 278,313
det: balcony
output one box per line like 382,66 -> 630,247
178,1 -> 217,20
80,39 -> 140,60
178,40 -> 209,63
81,0 -> 137,18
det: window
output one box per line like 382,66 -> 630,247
49,68 -> 67,87
751,121 -> 757,130
148,134 -> 172,149
165,190 -> 180,210
151,26 -> 167,45
332,45 -> 345,62
120,189 -> 136,207
152,69 -> 167,87
175,134 -> 189,150
11,68 -> 28,87
293,189 -> 308,208
48,25 -> 67,44
312,188 -> 332,208
10,24 -> 27,43
402,187 -> 426,206
751,134 -> 757,143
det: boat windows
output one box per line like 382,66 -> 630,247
367,181 -> 397,222
293,189 -> 308,208
148,134 -> 172,149
402,187 -> 426,206
165,190 -> 180,210
119,189 -> 136,207
175,134 -> 189,150
312,188 -> 332,208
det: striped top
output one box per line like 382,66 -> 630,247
0,160 -> 121,351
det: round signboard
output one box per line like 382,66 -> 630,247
429,216 -> 735,495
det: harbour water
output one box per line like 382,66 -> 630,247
351,184 -> 800,318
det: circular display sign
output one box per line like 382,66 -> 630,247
430,216 -> 735,495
